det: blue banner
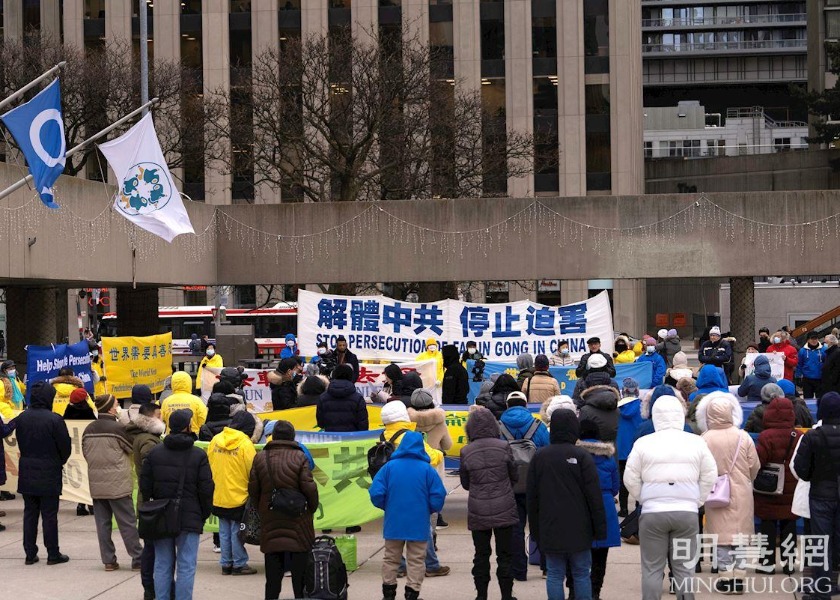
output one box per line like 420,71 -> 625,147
467,360 -> 653,402
25,340 -> 94,401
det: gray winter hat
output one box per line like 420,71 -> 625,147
516,353 -> 534,370
760,383 -> 784,403
410,388 -> 435,409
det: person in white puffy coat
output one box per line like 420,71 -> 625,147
624,395 -> 718,600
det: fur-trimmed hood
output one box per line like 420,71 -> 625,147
407,406 -> 446,430
128,412 -> 165,436
641,388 -> 688,419
249,414 -> 265,443
579,384 -> 620,411
51,375 -> 84,388
577,438 -> 616,457
695,391 -> 743,433
297,374 -> 329,397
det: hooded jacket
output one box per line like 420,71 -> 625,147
161,372 -> 208,434
280,333 -> 300,359
515,354 -> 535,389
199,392 -> 236,441
296,375 -> 329,407
768,340 -> 798,381
689,366 -> 730,402
15,383 -> 72,497
737,355 -> 777,403
659,334 -> 682,367
578,383 -> 620,442
617,395 -> 642,460
796,344 -> 826,380
636,386 -> 693,439
51,375 -> 89,417
478,374 -> 520,420
82,414 -> 134,499
665,351 -> 694,386
208,426 -> 257,517
637,351 -> 667,387
754,398 -> 801,520
441,345 -> 469,404
369,431 -> 447,542
459,407 -> 519,531
407,406 -> 452,453
500,406 -> 550,449
249,439 -> 319,553
125,413 -> 164,485
527,410 -> 607,554
624,395 -> 718,515
793,417 -> 840,500
195,352 -> 224,390
577,438 -> 621,548
316,379 -> 368,432
399,372 -> 424,407
522,371 -> 561,406
416,340 -> 444,383
0,373 -> 25,420
571,370 -> 618,402
822,345 -> 840,396
614,349 -> 637,364
697,393 -> 760,545
268,370 -> 297,411
140,432 -> 214,534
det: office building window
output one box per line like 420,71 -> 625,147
183,0 -> 202,13
534,77 -> 559,193
430,19 -> 454,78
482,79 -> 507,196
234,286 -> 257,309
231,0 -> 251,10
85,0 -> 105,19
828,11 -> 840,38
481,18 -> 504,61
644,141 -> 653,158
532,16 -> 557,59
585,84 -> 611,190
584,0 -> 609,73
24,0 -> 40,31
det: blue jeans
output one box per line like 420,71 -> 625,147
154,532 -> 200,600
808,496 -> 840,600
218,517 -> 248,568
400,522 -> 440,571
546,550 -> 592,600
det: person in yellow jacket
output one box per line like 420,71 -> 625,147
196,344 -> 223,391
51,367 -> 95,417
416,338 -> 444,385
613,337 -> 637,364
0,360 -> 26,420
161,371 -> 209,434
90,350 -> 107,397
379,400 -> 443,467
207,411 -> 261,575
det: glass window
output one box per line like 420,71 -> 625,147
182,0 -> 202,14
585,84 -> 610,190
85,0 -> 105,19
481,18 -> 504,60
430,19 -> 454,76
279,0 -> 301,9
644,141 -> 653,158
532,16 -> 556,58
231,0 -> 251,11
584,0 -> 609,73
23,0 -> 40,30
482,79 -> 507,195
826,12 -> 840,38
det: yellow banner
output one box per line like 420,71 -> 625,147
102,333 -> 174,399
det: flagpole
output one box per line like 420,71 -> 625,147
139,0 -> 149,116
0,62 -> 66,113
0,97 -> 159,202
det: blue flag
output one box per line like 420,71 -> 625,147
0,79 -> 66,209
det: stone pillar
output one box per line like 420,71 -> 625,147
251,0 -> 281,204
453,0 -> 481,93
613,279 -> 646,337
557,0 -> 586,196
116,287 -> 160,336
41,0 -> 62,41
203,0 -> 232,205
729,277 -> 755,383
609,0 -> 644,195
402,0 -> 429,43
5,0 -> 24,40
302,0 -> 328,36
504,0 -> 534,197
155,0 -> 184,190
105,0 -> 132,43
6,287 -> 69,366
560,280 -> 588,305
352,0 -> 377,43
63,0 -> 85,48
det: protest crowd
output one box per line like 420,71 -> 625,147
0,318 -> 839,600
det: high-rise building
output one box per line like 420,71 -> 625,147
0,0 -> 643,204
642,0 -> 807,121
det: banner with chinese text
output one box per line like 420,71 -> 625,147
298,290 -> 614,361
102,333 -> 173,399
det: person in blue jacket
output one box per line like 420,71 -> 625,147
617,377 -> 642,517
369,431 -> 447,600
570,419 -> 621,600
635,385 -> 693,440
688,365 -> 730,403
737,354 -> 776,403
795,332 -> 827,399
636,337 -> 667,386
279,334 -> 300,359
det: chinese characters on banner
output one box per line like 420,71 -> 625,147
101,333 -> 174,399
200,360 -> 440,412
298,289 -> 615,361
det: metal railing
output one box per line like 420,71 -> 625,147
642,13 -> 806,27
642,142 -> 808,158
643,39 -> 806,53
725,106 -> 808,128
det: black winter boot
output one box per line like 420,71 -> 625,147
474,577 -> 489,599
499,577 -> 517,600
405,586 -> 422,600
382,583 -> 398,600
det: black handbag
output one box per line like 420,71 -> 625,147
267,448 -> 308,518
138,452 -> 189,540
753,431 -> 797,496
238,497 -> 261,546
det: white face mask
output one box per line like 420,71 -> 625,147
206,349 -> 215,357
560,349 -> 569,356
287,341 -> 296,348
428,345 -> 438,353
773,337 -> 781,345
646,346 -> 655,354
318,348 -> 327,355
6,370 -> 15,378
467,348 -> 475,355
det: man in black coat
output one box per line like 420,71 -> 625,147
333,336 -> 360,383
441,345 -> 469,404
16,381 -> 72,565
140,409 -> 214,600
527,409 -> 606,599
575,337 -> 616,379
316,364 -> 368,432
821,335 -> 840,397
269,358 -> 299,410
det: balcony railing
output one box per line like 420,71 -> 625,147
643,38 -> 806,53
642,13 -> 806,27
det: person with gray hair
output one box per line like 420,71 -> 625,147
743,383 -> 785,434
822,334 -> 840,397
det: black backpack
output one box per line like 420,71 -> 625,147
302,536 -> 349,600
366,429 -> 409,478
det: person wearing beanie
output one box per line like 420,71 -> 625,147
776,379 -> 814,428
399,371 -> 425,407
613,338 -> 636,365
624,395 -> 718,599
82,394 -> 143,572
665,351 -> 694,386
796,333 -> 827,400
523,355 -> 561,407
208,410 -> 259,576
316,364 -> 368,432
576,338 -> 616,380
637,336 -> 667,387
541,395 -> 578,424
737,354 -> 777,404
16,381 -> 72,565
478,374 -> 520,420
528,409 -> 607,600
698,326 -> 734,382
442,345 -> 469,405
124,384 -> 155,424
744,383 -> 785,434
658,329 -> 682,367
515,353 -> 535,389
408,387 -> 453,529
296,374 -> 329,407
500,390 -> 549,582
266,357 -> 299,411
0,359 -> 25,419
160,371 -> 208,435
617,379 -> 643,517
792,390 -> 840,597
370,430 -> 447,600
460,407 -> 519,600
416,338 -> 445,385
140,408 -> 214,600
50,367 -> 90,417
199,386 -> 237,443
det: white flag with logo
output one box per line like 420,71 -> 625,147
98,113 -> 194,242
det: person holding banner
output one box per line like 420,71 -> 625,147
195,344 -> 223,392
89,342 -> 107,397
0,360 -> 26,418
416,338 -> 444,385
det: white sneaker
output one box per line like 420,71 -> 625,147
213,545 -> 221,554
